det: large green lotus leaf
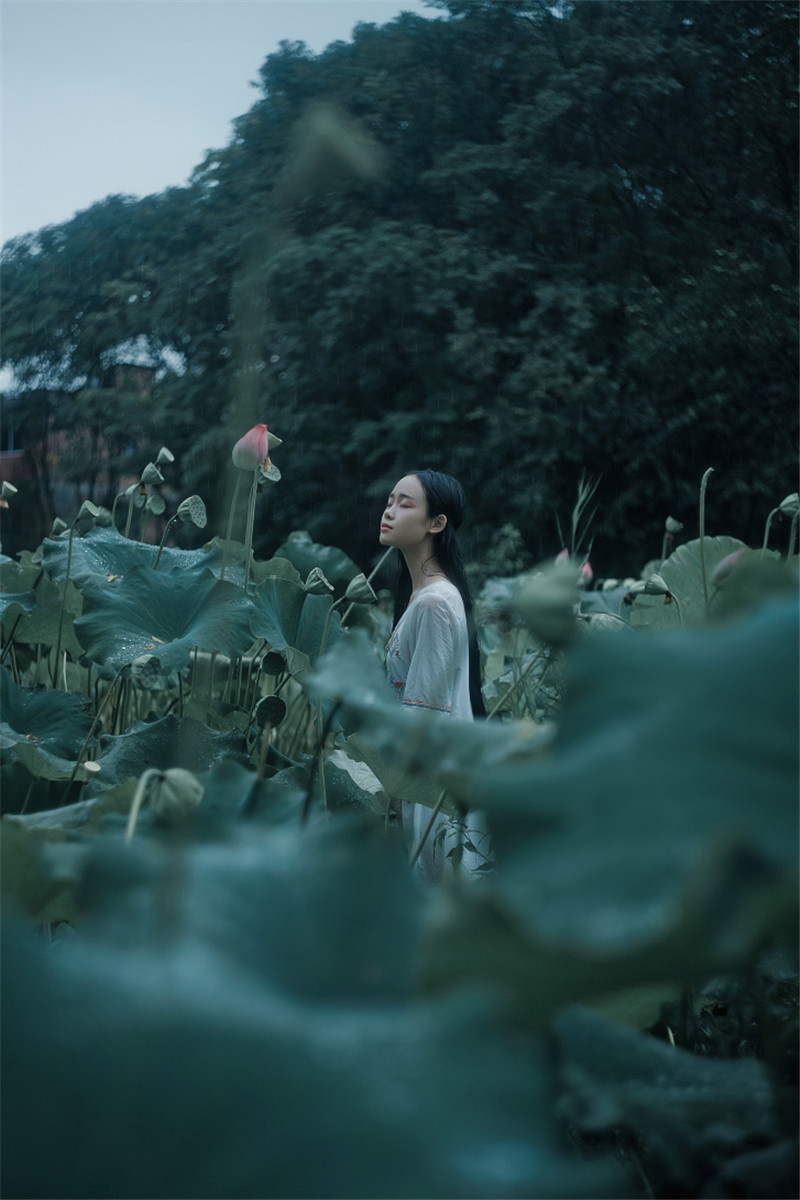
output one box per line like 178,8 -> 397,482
273,530 -> 360,595
251,579 -> 343,676
420,599 -> 799,1022
0,668 -> 95,772
13,572 -> 84,658
552,1006 -> 777,1192
41,527 -> 217,590
86,714 -> 248,794
630,535 -> 746,628
75,565 -> 253,677
2,822 -> 633,1200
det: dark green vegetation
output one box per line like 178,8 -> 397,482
1,483 -> 798,1197
1,0 -> 797,574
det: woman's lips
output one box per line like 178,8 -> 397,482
380,524 -> 392,532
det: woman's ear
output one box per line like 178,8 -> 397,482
430,513 -> 447,533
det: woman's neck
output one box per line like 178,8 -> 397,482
403,542 -> 448,597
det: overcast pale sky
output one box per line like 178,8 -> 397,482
1,0 -> 439,246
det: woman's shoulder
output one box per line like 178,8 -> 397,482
412,580 -> 465,617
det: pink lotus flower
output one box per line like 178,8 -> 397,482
231,424 -> 270,471
555,548 -> 593,586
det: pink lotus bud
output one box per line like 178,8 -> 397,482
555,549 -> 569,565
232,424 -> 270,471
580,561 -> 593,585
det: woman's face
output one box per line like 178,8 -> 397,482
379,474 -> 442,550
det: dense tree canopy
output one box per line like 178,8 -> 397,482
2,0 -> 797,572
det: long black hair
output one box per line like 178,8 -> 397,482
392,469 -> 486,719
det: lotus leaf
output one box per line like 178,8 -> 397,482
75,565 -> 253,678
0,589 -> 37,627
250,576 -> 343,676
86,714 -> 248,794
420,599 -> 799,1023
2,819 -> 632,1200
273,530 -> 360,596
553,1005 -> 777,1191
12,572 -> 84,658
0,668 -> 95,780
42,527 -> 216,591
630,535 -> 747,627
202,540 -> 303,590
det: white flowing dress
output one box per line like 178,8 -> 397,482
384,580 -> 491,883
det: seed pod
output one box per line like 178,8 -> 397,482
254,695 -> 287,729
76,500 -> 101,523
131,653 -> 162,689
345,572 -> 377,604
643,573 -> 670,596
304,567 -> 334,595
258,462 -> 282,484
156,446 -> 175,465
146,493 -> 166,515
140,462 -> 165,486
149,768 -> 204,824
665,516 -> 683,533
177,495 -> 207,529
779,493 -> 799,517
261,650 -> 287,676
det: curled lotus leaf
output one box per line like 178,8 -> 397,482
75,565 -> 253,679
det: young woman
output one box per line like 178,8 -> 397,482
379,469 -> 490,882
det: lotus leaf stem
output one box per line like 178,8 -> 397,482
788,511 -> 798,559
761,507 -> 779,557
153,515 -> 179,568
0,612 -> 23,665
63,662 -> 131,800
220,473 -> 244,583
242,470 -> 260,592
52,524 -> 77,686
340,545 -> 393,626
486,649 -> 543,721
123,487 -> 140,539
257,722 -> 273,781
408,788 -> 449,869
698,467 -> 714,610
138,486 -> 150,542
301,702 -> 341,824
125,768 -> 161,843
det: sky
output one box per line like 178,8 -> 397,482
1,0 -> 439,246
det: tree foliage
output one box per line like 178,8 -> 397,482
1,0 -> 796,572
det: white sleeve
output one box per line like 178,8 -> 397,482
401,593 -> 457,714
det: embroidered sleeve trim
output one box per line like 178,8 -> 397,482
401,698 -> 451,712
